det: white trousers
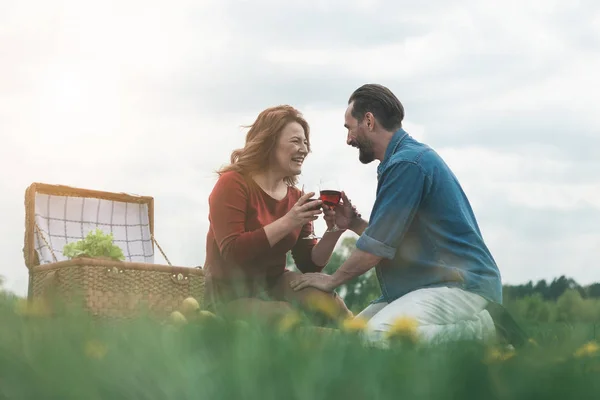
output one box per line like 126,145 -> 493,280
356,287 -> 497,345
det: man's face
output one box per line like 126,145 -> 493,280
345,103 -> 375,164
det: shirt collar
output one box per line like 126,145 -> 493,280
377,128 -> 408,177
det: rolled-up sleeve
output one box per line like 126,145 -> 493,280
356,161 -> 426,260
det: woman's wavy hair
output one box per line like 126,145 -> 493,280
217,105 -> 311,186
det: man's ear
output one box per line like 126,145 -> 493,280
365,112 -> 374,131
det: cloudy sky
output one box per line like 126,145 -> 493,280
1,0 -> 599,296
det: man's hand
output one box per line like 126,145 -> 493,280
289,273 -> 337,292
323,191 -> 360,231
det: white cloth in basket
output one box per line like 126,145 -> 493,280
33,193 -> 155,264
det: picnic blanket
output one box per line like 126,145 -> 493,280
32,192 -> 155,265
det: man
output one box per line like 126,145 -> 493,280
290,83 -> 503,344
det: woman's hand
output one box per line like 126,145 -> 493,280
285,192 -> 323,229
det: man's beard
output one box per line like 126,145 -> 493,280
357,139 -> 375,164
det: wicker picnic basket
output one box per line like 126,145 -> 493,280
23,182 -> 205,319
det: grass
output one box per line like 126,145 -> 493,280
1,292 -> 600,400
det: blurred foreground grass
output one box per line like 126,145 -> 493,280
1,292 -> 600,400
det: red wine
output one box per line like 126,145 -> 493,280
320,190 -> 341,207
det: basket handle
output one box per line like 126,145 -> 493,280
34,223 -> 58,263
151,235 -> 172,266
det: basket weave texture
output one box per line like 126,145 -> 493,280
23,183 -> 204,318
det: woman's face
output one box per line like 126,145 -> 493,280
270,121 -> 309,177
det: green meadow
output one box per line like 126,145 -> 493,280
1,285 -> 600,400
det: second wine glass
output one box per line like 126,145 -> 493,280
319,178 -> 342,232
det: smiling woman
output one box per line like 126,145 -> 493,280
203,105 -> 352,324
219,106 -> 311,187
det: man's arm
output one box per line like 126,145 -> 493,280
289,161 -> 428,293
289,247 -> 381,292
330,248 -> 381,287
349,217 -> 369,236
353,161 -> 427,260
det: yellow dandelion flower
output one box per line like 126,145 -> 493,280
84,339 -> 108,360
341,317 -> 368,333
278,311 -> 302,333
483,346 -> 516,364
574,341 -> 600,358
304,292 -> 340,320
14,298 -> 51,317
386,316 -> 419,343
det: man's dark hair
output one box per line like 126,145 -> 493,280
348,84 -> 404,131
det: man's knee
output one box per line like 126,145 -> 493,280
361,289 -> 497,344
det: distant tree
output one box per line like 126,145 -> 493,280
587,283 -> 600,298
548,276 -> 582,301
519,281 -> 534,298
505,280 -> 534,300
534,279 -> 549,299
555,289 -> 585,322
503,275 -> 587,302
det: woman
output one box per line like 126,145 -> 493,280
203,105 -> 353,324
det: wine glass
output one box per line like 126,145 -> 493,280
301,184 -> 321,240
319,178 -> 342,232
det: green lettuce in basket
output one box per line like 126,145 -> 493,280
63,228 -> 126,261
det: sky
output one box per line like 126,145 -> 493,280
1,0 -> 599,296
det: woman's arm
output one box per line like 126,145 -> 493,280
310,229 -> 344,267
208,173 -> 272,265
289,222 -> 322,273
263,192 -> 321,247
210,173 -> 320,266
289,221 -> 343,273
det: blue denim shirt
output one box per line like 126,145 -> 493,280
355,129 -> 503,305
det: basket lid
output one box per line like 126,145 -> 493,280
23,182 -> 156,269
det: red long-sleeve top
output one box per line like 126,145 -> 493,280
204,171 -> 322,284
